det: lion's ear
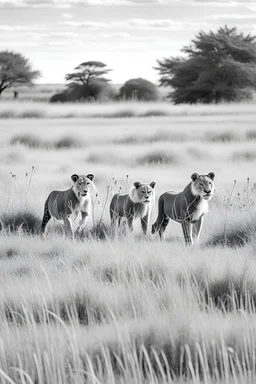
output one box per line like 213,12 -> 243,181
134,182 -> 141,189
71,174 -> 79,182
191,173 -> 199,182
208,172 -> 215,181
150,181 -> 156,189
87,174 -> 95,181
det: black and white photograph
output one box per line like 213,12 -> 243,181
1,0 -> 256,383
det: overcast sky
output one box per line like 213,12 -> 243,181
1,0 -> 256,84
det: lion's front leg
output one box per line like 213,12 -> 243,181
77,211 -> 89,233
192,216 -> 204,245
126,214 -> 134,232
141,214 -> 149,235
64,214 -> 75,239
181,220 -> 193,246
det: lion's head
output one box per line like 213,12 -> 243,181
71,173 -> 95,197
191,172 -> 215,201
130,181 -> 156,204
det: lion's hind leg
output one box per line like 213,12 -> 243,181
40,198 -> 51,235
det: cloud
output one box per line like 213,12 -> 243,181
61,12 -> 73,18
1,0 -> 236,8
209,12 -> 256,17
64,18 -> 211,30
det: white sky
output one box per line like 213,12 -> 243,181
1,0 -> 256,84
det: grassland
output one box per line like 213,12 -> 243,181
0,102 -> 256,383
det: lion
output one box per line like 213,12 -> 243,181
110,181 -> 156,235
40,173 -> 95,237
152,172 -> 215,245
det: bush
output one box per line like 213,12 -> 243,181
205,131 -> 237,143
232,151 -> 256,162
49,92 -> 68,103
10,134 -> 43,148
246,130 -> 256,140
54,136 -> 81,149
206,225 -> 253,248
119,78 -> 159,101
0,211 -> 41,234
137,150 -> 178,165
49,80 -> 117,103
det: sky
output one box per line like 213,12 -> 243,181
1,0 -> 256,84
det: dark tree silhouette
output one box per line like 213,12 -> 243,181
119,78 -> 159,101
50,79 -> 117,103
65,61 -> 112,86
155,26 -> 256,104
0,51 -> 41,96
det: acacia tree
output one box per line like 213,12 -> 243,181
0,51 -> 41,96
65,61 -> 112,86
155,26 -> 256,104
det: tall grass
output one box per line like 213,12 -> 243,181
0,106 -> 255,383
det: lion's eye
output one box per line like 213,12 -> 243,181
87,182 -> 90,185
148,191 -> 152,194
78,182 -> 82,186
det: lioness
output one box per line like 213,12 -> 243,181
110,181 -> 156,234
152,172 -> 215,245
40,173 -> 95,237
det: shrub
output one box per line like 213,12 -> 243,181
137,150 -> 178,165
119,78 -> 159,101
10,134 -> 43,148
206,219 -> 256,248
20,111 -> 45,118
141,110 -> 168,117
49,92 -> 68,103
232,151 -> 256,162
0,211 -> 41,234
50,80 -> 117,103
54,136 -> 81,149
246,130 -> 256,140
205,131 -> 237,143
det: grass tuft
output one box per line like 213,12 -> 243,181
54,136 -> 82,149
246,130 -> 256,140
232,151 -> 256,162
0,211 -> 41,235
205,220 -> 256,248
137,150 -> 178,165
10,134 -> 43,148
206,131 -> 238,143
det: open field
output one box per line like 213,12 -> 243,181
1,103 -> 256,383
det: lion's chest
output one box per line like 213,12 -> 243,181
192,199 -> 208,222
79,197 -> 91,213
129,202 -> 148,219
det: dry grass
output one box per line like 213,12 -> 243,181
0,103 -> 256,383
1,100 -> 256,119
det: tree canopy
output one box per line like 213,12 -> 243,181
119,78 -> 159,101
155,26 -> 256,104
0,51 -> 41,95
65,61 -> 112,86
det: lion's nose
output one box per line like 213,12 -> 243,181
84,191 -> 88,195
204,190 -> 210,194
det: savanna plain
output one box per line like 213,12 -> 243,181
1,99 -> 256,384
